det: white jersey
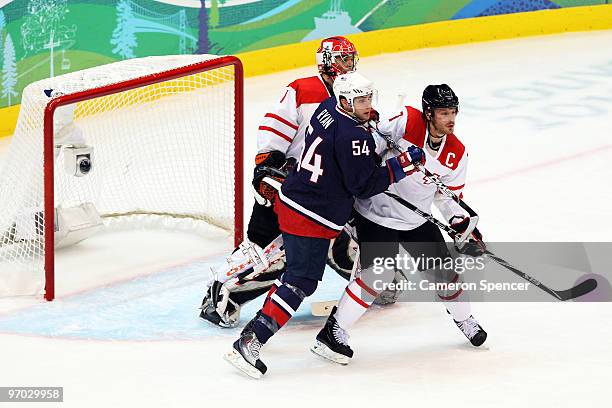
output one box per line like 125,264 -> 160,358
257,75 -> 332,160
354,106 -> 469,231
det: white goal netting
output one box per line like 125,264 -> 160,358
0,55 -> 242,298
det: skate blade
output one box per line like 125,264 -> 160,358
223,349 -> 263,379
310,340 -> 350,365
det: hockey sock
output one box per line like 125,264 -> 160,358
253,275 -> 318,343
431,270 -> 471,321
445,301 -> 472,322
334,276 -> 379,331
435,271 -> 464,301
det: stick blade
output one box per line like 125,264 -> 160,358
558,278 -> 598,301
311,300 -> 338,317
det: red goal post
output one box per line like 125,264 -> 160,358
0,55 -> 244,301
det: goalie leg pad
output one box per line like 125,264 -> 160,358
200,280 -> 242,328
208,237 -> 281,286
200,252 -> 286,328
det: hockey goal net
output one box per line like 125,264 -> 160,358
0,55 -> 243,300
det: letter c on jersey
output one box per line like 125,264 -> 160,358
446,152 -> 456,168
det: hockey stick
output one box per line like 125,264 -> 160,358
384,191 -> 598,301
377,131 -> 479,245
481,251 -> 597,301
311,300 -> 339,317
377,132 -> 476,212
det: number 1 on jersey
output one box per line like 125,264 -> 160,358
298,136 -> 324,183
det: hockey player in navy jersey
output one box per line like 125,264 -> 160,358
223,72 -> 426,379
311,84 -> 488,366
200,37 -> 362,328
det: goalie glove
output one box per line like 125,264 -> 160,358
252,151 -> 296,207
449,215 -> 486,257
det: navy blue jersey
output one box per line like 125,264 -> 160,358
277,97 -> 393,238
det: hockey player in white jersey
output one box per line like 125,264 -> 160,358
200,36 -> 361,328
311,84 -> 488,365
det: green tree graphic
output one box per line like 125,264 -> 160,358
111,0 -> 138,59
2,34 -> 18,106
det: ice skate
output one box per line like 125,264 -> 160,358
454,315 -> 487,347
311,306 -> 354,365
224,331 -> 267,379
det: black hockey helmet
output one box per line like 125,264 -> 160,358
422,84 -> 459,115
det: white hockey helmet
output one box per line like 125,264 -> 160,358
333,72 -> 376,111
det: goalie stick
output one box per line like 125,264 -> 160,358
384,191 -> 598,301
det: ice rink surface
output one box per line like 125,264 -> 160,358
1,30 -> 612,407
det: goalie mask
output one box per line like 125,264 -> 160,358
316,36 -> 359,78
333,72 -> 377,112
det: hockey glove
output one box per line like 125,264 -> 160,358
386,145 -> 426,183
252,151 -> 289,207
449,215 -> 486,257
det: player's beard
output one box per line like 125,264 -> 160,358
431,119 -> 454,136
